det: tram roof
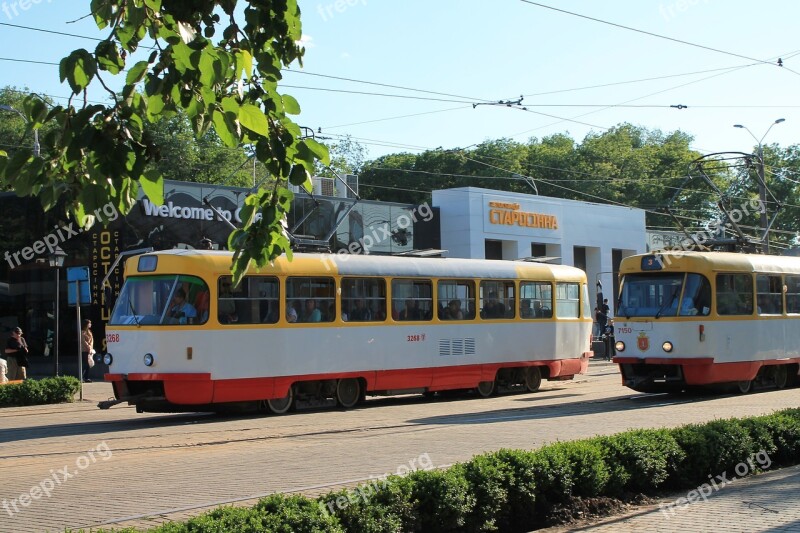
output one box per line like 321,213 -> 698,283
621,251 -> 800,275
129,250 -> 587,281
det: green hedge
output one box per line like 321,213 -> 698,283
0,376 -> 81,407
83,408 -> 800,533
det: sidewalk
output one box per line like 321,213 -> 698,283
544,464 -> 800,532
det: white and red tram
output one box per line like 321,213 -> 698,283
613,251 -> 800,393
102,251 -> 593,412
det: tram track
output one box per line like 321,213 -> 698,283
0,387 -> 709,461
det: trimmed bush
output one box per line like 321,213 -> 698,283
670,419 -> 755,487
528,443 -> 574,512
549,440 -> 610,498
150,495 -> 344,533
400,466 -> 473,532
462,453 -> 515,532
320,475 -> 414,533
598,429 -> 685,495
488,450 -> 539,531
0,376 -> 80,407
758,412 -> 800,466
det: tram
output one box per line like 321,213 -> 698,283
613,251 -> 800,393
101,250 -> 593,413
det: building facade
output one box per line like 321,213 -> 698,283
433,187 -> 647,309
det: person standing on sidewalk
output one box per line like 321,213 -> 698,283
81,319 -> 95,383
4,327 -> 29,380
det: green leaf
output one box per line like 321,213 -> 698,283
199,48 -> 222,87
2,148 -> 32,180
281,94 -> 301,115
143,0 -> 162,10
125,61 -> 150,85
140,169 -> 164,205
60,50 -> 97,94
238,103 -> 269,136
147,94 -> 166,117
172,43 -> 197,72
79,183 -> 108,215
236,49 -> 253,79
95,41 -> 125,74
72,203 -> 88,229
301,138 -> 330,166
288,164 -> 310,188
212,108 -> 239,148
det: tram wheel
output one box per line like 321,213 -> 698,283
525,367 -> 542,392
774,365 -> 789,390
336,378 -> 361,409
476,380 -> 496,398
736,380 -> 753,394
267,386 -> 294,414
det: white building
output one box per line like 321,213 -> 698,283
432,187 -> 647,310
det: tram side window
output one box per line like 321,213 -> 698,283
342,278 -> 386,322
519,281 -> 553,319
756,275 -> 783,315
218,276 -> 279,324
716,274 -> 753,315
786,276 -> 800,314
286,277 -> 336,323
480,281 -> 516,319
679,274 -> 711,316
555,282 -> 580,318
392,279 -> 433,321
437,280 -> 476,320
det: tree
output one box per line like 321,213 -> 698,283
0,87 -> 58,171
316,135 -> 368,177
0,1 -> 328,283
143,109 -> 270,187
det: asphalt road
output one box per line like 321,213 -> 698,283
1,361 -> 798,532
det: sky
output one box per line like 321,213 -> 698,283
1,0 -> 799,164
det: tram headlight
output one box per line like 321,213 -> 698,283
143,353 -> 155,367
662,341 -> 674,353
103,353 -> 113,366
615,341 -> 625,352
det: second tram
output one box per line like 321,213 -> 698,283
613,251 -> 800,393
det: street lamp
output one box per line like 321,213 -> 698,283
48,247 -> 66,376
0,104 -> 40,157
733,118 -> 785,253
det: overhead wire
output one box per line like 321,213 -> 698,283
519,1 -> 799,75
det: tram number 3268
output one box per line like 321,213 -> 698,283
407,334 -> 427,342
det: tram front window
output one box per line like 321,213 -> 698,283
617,273 -> 685,318
110,275 -> 210,326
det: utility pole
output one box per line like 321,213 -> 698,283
733,118 -> 785,254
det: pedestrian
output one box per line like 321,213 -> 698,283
81,319 -> 95,383
4,327 -> 29,381
603,320 -> 616,361
594,306 -> 606,338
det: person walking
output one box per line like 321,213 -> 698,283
603,320 -> 616,361
81,319 -> 95,383
594,306 -> 606,338
4,327 -> 29,381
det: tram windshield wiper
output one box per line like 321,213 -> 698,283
128,299 -> 141,327
655,287 -> 680,319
